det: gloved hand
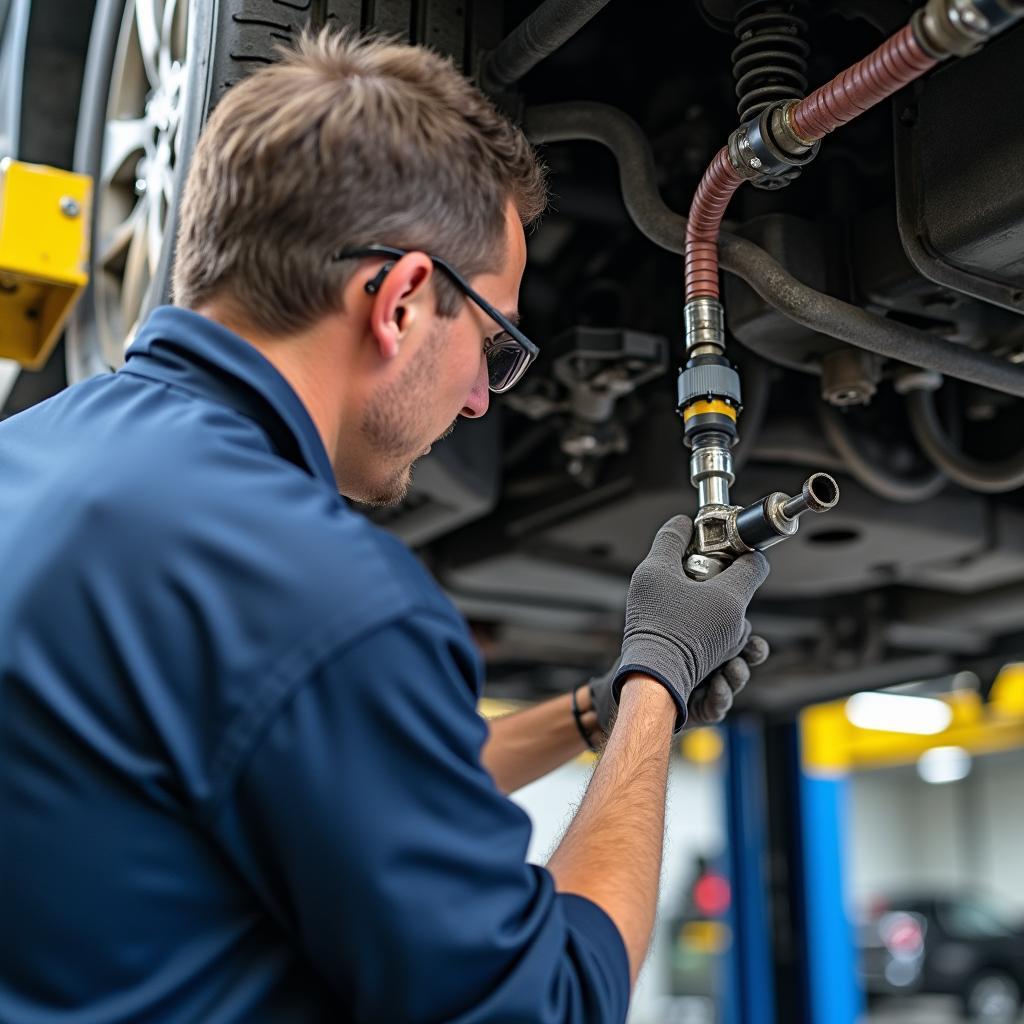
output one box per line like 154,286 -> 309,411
613,514 -> 769,730
589,630 -> 770,735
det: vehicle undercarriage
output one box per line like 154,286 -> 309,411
8,0 -> 1024,710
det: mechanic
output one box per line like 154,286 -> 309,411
0,30 -> 769,1024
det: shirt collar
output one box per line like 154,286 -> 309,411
122,306 -> 338,489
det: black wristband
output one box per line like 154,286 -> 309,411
571,687 -> 599,752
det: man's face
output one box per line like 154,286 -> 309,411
346,202 -> 528,506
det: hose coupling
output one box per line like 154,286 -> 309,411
690,433 -> 736,508
913,0 -> 1024,59
727,101 -> 820,185
678,357 -> 742,447
684,472 -> 841,580
684,297 -> 726,355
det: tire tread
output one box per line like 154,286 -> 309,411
210,0 -> 476,109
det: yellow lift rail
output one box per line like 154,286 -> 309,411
0,159 -> 91,370
802,664 -> 1024,776
479,665 -> 1024,776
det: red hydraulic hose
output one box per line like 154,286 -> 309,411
789,24 -> 936,142
685,148 -> 743,301
684,23 -> 937,304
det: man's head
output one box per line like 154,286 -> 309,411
173,30 -> 547,504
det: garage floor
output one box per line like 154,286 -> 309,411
868,995 -> 1024,1022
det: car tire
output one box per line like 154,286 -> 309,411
65,0 -> 433,383
963,970 -> 1022,1024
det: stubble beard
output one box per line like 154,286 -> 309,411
357,320 -> 454,507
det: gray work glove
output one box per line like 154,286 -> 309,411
613,514 -> 769,730
589,630 -> 770,735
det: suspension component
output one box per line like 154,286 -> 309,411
684,0 -> 1024,306
676,0 -> 1021,579
684,473 -> 841,581
732,1 -> 810,190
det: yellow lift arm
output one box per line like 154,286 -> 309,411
802,664 -> 1024,776
0,159 -> 91,370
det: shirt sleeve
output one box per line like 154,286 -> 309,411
209,609 -> 630,1024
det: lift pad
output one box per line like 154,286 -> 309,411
0,159 -> 91,370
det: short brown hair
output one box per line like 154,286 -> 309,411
172,29 -> 547,333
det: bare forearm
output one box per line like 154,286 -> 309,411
546,677 -> 675,985
482,686 -> 600,794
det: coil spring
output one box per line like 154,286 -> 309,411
732,0 -> 809,188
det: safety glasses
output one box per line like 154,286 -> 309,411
333,244 -> 539,394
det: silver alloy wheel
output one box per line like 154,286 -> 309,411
968,973 -> 1021,1023
69,0 -> 217,383
91,0 -> 188,368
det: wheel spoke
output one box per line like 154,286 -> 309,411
160,162 -> 175,206
147,187 -> 164,278
77,0 -> 191,377
101,117 -> 152,184
134,0 -> 162,89
121,210 -> 151,329
96,206 -> 142,269
159,0 -> 179,78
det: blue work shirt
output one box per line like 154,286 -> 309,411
0,307 -> 629,1024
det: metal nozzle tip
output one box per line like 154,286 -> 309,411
780,472 -> 840,519
803,472 -> 840,512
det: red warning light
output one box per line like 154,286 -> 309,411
693,873 -> 731,917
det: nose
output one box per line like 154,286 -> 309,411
460,355 -> 490,419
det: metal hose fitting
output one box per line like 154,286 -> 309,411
727,100 -> 820,181
913,0 -> 1024,59
684,297 -> 727,355
684,472 -> 841,580
690,432 -> 736,508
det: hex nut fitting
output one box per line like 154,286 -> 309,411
685,552 -> 730,581
728,102 -> 820,183
684,298 -> 726,354
913,0 -> 996,57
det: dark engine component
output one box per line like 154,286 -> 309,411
553,327 -> 667,478
722,214 -> 839,373
894,22 -> 1024,314
503,326 -> 668,485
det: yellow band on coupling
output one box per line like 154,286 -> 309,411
682,399 -> 738,423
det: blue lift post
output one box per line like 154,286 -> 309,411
721,716 -> 862,1024
721,717 -> 776,1024
798,742 -> 862,1024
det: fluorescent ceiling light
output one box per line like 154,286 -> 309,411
845,692 -> 953,735
917,746 -> 971,785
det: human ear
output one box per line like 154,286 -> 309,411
367,252 -> 434,361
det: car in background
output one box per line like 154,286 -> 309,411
859,895 -> 1024,1023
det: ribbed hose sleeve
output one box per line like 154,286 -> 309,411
685,148 -> 743,301
789,25 -> 937,141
